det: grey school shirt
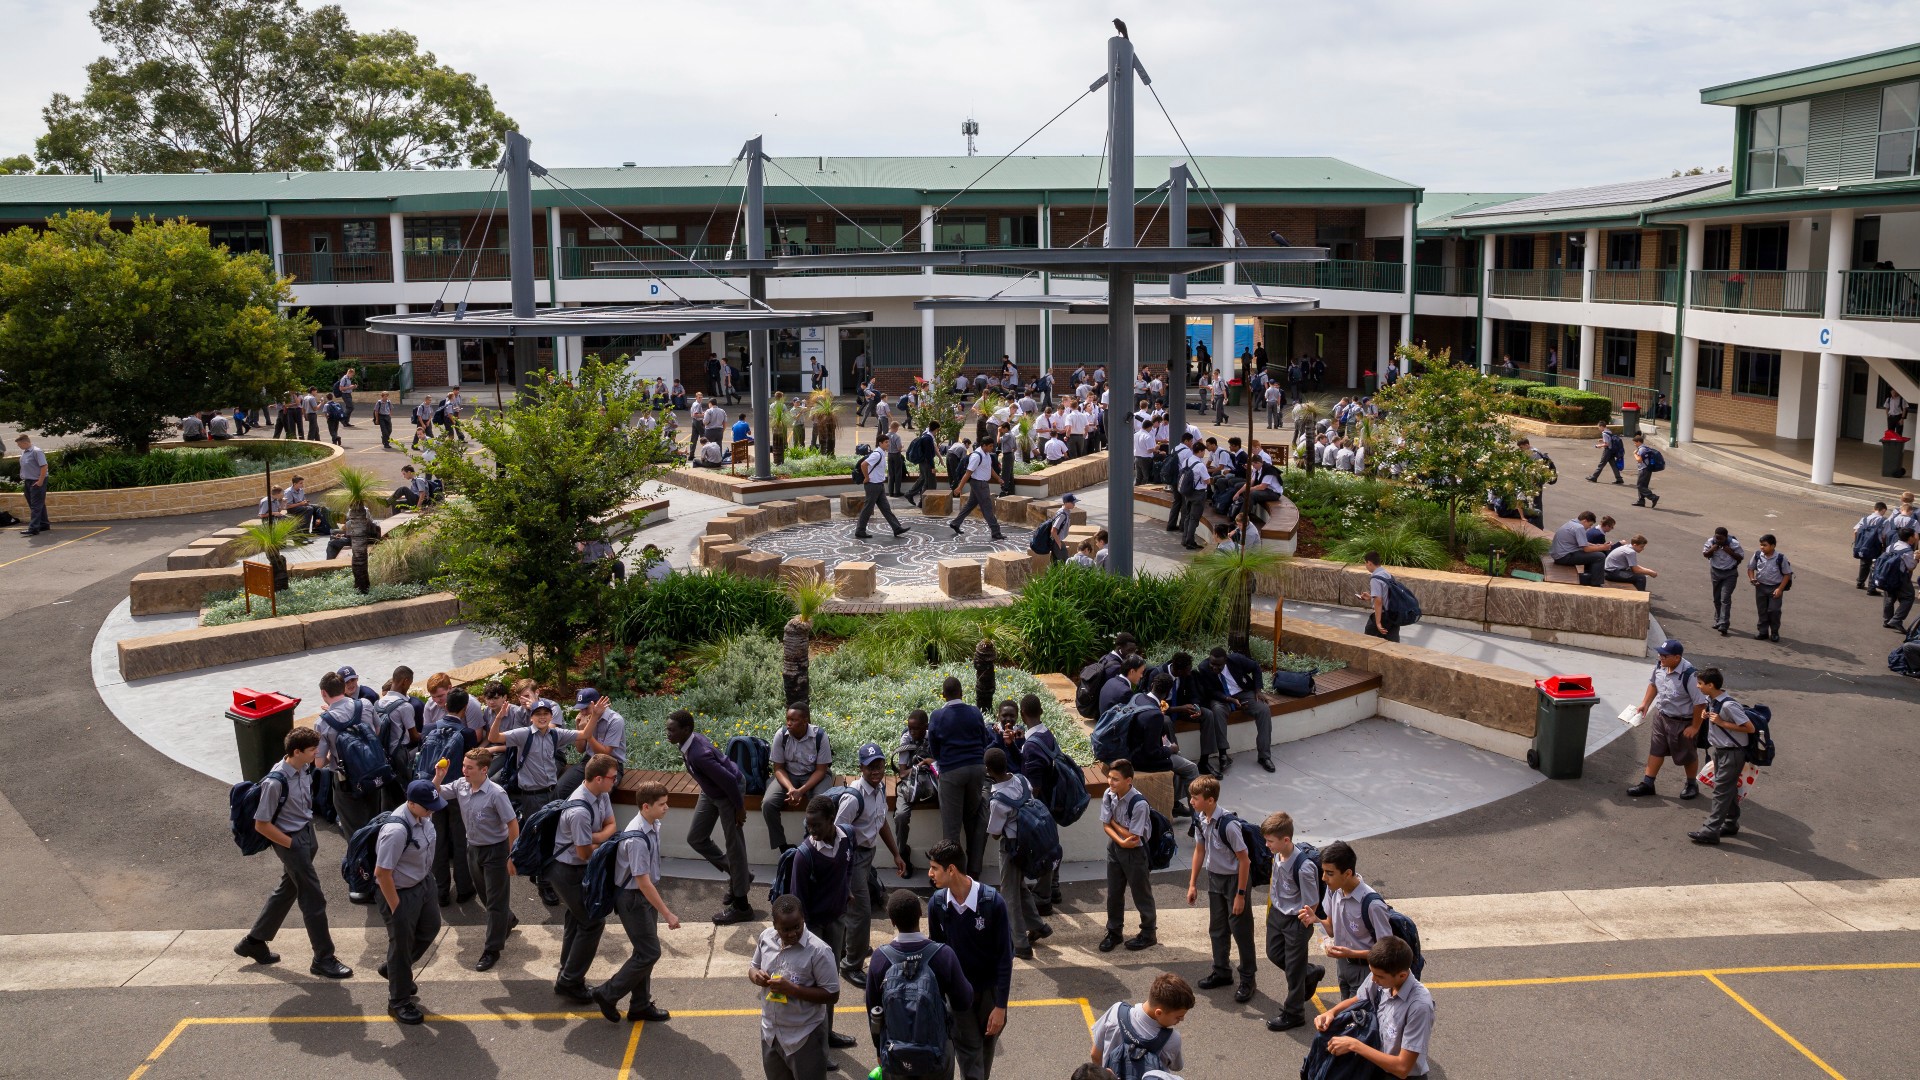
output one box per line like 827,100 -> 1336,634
1549,520 -> 1590,561
751,926 -> 841,1051
613,816 -> 663,890
578,707 -> 628,765
502,725 -> 580,791
1751,550 -> 1793,586
552,784 -> 613,866
253,761 -> 315,834
375,811 -> 436,888
1195,807 -> 1249,876
1357,973 -> 1435,1077
1649,660 -> 1708,719
833,776 -> 887,848
1269,844 -> 1322,917
1706,696 -> 1753,750
987,775 -> 1032,840
1324,878 -> 1395,952
439,777 -> 517,845
1101,788 -> 1152,843
770,725 -> 830,784
1091,1002 -> 1185,1072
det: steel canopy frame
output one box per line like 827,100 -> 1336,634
365,305 -> 875,338
593,245 -> 1329,278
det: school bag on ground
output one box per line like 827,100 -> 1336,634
583,828 -> 655,922
1092,700 -> 1159,763
1102,1004 -> 1176,1080
228,775 -> 291,856
1300,1002 -> 1384,1080
1046,746 -> 1090,826
875,943 -> 954,1076
322,700 -> 397,800
991,776 -> 1062,875
340,812 -> 413,895
511,798 -> 591,880
726,735 -> 772,793
1359,892 -> 1426,978
1190,811 -> 1272,889
1383,577 -> 1422,627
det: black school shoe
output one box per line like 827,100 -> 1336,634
1679,779 -> 1700,800
390,1002 -> 425,1025
1688,829 -> 1722,845
629,1003 -> 670,1023
827,1032 -> 858,1049
1267,1012 -> 1306,1031
1234,981 -> 1256,1003
591,986 -> 621,1023
1123,932 -> 1158,951
310,958 -> 353,979
1197,972 -> 1234,990
1625,778 -> 1656,797
1098,931 -> 1123,953
233,936 -> 279,965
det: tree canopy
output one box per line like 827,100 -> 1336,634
37,0 -> 513,175
0,155 -> 34,175
0,211 -> 317,452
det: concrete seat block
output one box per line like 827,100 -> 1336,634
795,495 -> 832,523
938,559 -> 983,599
835,561 -> 878,598
839,493 -> 866,518
129,567 -> 244,616
118,617 -> 307,681
166,547 -> 218,571
781,557 -> 826,587
734,507 -> 770,536
761,500 -> 799,529
735,550 -> 782,579
300,594 -> 461,650
705,517 -> 746,540
993,494 -> 1032,523
983,550 -> 1032,591
709,544 -> 750,573
920,490 -> 952,517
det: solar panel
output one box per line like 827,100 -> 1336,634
1455,175 -> 1728,218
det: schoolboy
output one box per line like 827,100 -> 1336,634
892,709 -> 935,877
376,780 -> 444,1024
793,795 -> 860,1052
1313,840 -> 1394,999
1088,972 -> 1192,1078
667,709 -> 753,923
591,781 -> 679,1024
1689,668 -> 1756,846
1184,775 -> 1256,1002
234,727 -> 353,979
549,753 -> 621,1003
838,742 -> 908,986
432,749 -> 520,971
1314,936 -> 1434,1079
984,747 -> 1049,960
1260,811 -> 1324,1031
1097,759 -> 1157,953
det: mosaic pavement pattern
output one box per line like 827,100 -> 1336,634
745,515 -> 1032,586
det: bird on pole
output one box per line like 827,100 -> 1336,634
1113,17 -> 1129,38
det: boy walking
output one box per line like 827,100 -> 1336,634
838,743 -> 909,986
591,781 -> 679,1023
667,710 -> 754,924
549,753 -> 621,1003
1314,840 -> 1394,999
926,839 -> 1015,1080
1261,811 -> 1324,1031
1184,776 -> 1256,1003
432,750 -> 519,971
375,781 -> 444,1024
794,796 -> 860,1052
1089,973 -> 1192,1079
1097,760 -> 1157,953
234,727 -> 353,980
1688,668 -> 1756,846
867,890 -> 974,1080
752,895 -> 842,1080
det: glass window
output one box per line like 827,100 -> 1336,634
640,225 -> 679,243
341,220 -> 379,254
1780,100 -> 1809,147
587,226 -> 624,242
1603,329 -> 1637,380
1703,227 -> 1732,271
1747,101 -> 1810,190
208,222 -> 268,254
1751,106 -> 1780,148
834,218 -> 902,250
1000,214 -> 1040,247
1878,132 -> 1918,179
1696,342 -> 1724,390
934,215 -> 987,247
1607,232 -> 1641,270
1878,82 -> 1920,179
404,218 -> 465,253
1734,348 -> 1781,398
1741,224 -> 1789,272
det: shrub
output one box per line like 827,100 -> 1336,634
679,633 -> 785,720
1476,527 -> 1550,568
370,514 -> 465,586
1497,395 -> 1587,425
1002,587 -> 1102,676
1524,385 -> 1613,424
201,571 -> 429,625
612,569 -> 793,647
581,638 -> 674,696
1325,520 -> 1450,570
1492,377 -> 1537,396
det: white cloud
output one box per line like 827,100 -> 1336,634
0,0 -> 1912,192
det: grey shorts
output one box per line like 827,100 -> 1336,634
1648,712 -> 1698,762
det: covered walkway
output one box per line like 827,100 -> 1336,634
1678,424 -> 1915,508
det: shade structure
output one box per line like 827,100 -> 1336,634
365,303 -> 874,339
910,294 -> 1320,315
593,245 -> 1330,278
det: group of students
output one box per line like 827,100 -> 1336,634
1853,491 -> 1920,631
1625,640 -> 1774,847
1157,430 -> 1286,550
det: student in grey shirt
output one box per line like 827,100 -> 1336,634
1701,527 -> 1745,635
1261,811 -> 1324,1031
1099,761 -> 1157,952
764,705 -> 833,851
750,895 -> 842,1080
1747,534 -> 1792,643
1314,840 -> 1395,999
13,434 -> 50,535
1627,640 -> 1709,800
376,781 -> 443,1024
1689,667 -> 1755,845
834,743 -> 907,984
237,727 -> 351,979
1317,937 -> 1434,1079
985,748 -> 1047,960
1548,511 -> 1608,587
591,781 -> 679,1024
434,749 -> 519,970
549,755 -> 621,1000
556,688 -> 627,794
493,704 -> 585,818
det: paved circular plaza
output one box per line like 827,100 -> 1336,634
745,516 -> 1032,586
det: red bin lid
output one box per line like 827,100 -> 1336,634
1536,675 -> 1595,699
230,688 -> 301,718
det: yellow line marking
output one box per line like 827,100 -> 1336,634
1704,973 -> 1847,1080
125,1018 -> 190,1080
1076,996 -> 1097,1029
1423,961 -> 1920,992
0,525 -> 110,569
614,1020 -> 645,1080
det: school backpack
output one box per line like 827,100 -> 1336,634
1102,1005 -> 1175,1080
1029,518 -> 1056,556
1142,800 -> 1178,871
1359,892 -> 1426,978
510,798 -> 591,879
583,827 -> 655,922
340,812 -> 414,895
1742,703 -> 1777,767
321,700 -> 397,800
991,776 -> 1063,875
1075,654 -> 1125,719
817,784 -> 866,820
1869,549 -> 1911,593
1890,621 -> 1920,678
1383,577 -> 1423,627
1643,446 -> 1666,472
904,435 -> 924,466
227,773 -> 290,856
875,943 -> 955,1076
1854,519 -> 1890,561
1159,451 -> 1184,488
726,735 -> 772,794
769,824 -> 856,912
1300,1000 -> 1384,1080
1046,746 -> 1090,827
413,720 -> 473,783
1092,700 -> 1159,763
1277,841 -> 1323,909
1190,810 -> 1272,889
1271,670 -> 1316,697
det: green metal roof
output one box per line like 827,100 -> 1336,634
1417,192 -> 1534,227
1419,177 -> 1732,234
1640,173 -> 1920,223
0,155 -> 1418,220
1700,43 -> 1920,107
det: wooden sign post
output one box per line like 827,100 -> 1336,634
242,559 -> 277,617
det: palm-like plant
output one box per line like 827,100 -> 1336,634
1182,545 -> 1290,656
235,516 -> 307,593
781,576 -> 838,708
769,397 -> 791,464
1291,400 -> 1326,473
322,466 -> 381,593
807,389 -> 837,455
1015,412 -> 1036,461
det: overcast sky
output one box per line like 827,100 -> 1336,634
2,0 -> 1912,193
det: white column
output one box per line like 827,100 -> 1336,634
921,308 -> 937,383
1400,204 -> 1417,343
1479,235 -> 1496,372
548,206 -> 564,305
1004,310 -> 1019,368
1812,208 -> 1855,483
445,340 -> 461,388
394,302 -> 412,383
1375,313 -> 1390,371
1581,227 -> 1598,303
1677,220 -> 1706,442
389,213 -> 407,285
1347,314 -> 1360,386
1576,325 -> 1595,390
1214,314 -> 1232,379
268,215 -> 285,278
1221,203 -> 1237,286
1775,352 -> 1813,438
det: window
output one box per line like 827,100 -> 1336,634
834,218 -> 902,250
639,224 -> 680,243
1877,81 -> 1920,179
208,222 -> 267,254
1703,227 -> 1732,271
1603,329 -> 1637,380
1501,235 -> 1533,270
341,220 -> 379,254
934,215 -> 987,247
1741,224 -> 1789,271
1000,214 -> 1040,247
1502,322 -> 1532,367
1606,232 -> 1641,270
1696,342 -> 1724,390
586,226 -> 623,242
404,218 -> 466,253
1747,100 -> 1809,190
1734,348 -> 1781,398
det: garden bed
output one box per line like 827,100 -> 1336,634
1282,467 -> 1549,576
202,571 -> 433,626
0,440 -> 344,521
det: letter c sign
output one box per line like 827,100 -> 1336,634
1819,327 -> 1832,347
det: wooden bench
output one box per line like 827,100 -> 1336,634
1484,506 -> 1636,591
1134,486 -> 1299,542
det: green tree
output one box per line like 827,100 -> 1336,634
911,342 -> 969,442
1369,343 -> 1550,551
0,155 -> 33,174
332,29 -> 514,170
0,211 -> 316,452
425,364 -> 674,681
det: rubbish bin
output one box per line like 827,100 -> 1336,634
1620,402 -> 1641,437
1530,675 -> 1597,779
1228,380 -> 1244,406
1882,434 -> 1910,478
228,687 -> 301,782
1362,371 -> 1379,395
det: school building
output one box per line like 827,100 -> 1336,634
1,43 -> 1916,487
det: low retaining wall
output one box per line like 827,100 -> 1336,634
1499,414 -> 1596,440
0,441 -> 343,522
1265,557 -> 1649,656
130,555 -> 351,615
118,592 -> 460,680
662,451 -> 1108,505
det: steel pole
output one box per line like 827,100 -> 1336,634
1105,34 -> 1137,577
744,136 -> 773,481
505,131 -> 538,387
1166,163 -> 1189,446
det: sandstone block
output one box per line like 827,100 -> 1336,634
166,547 -> 219,571
118,616 -> 307,681
983,550 -> 1033,591
300,594 -> 461,650
993,495 -> 1032,524
704,517 -> 746,541
709,544 -> 750,573
1131,769 -> 1174,817
735,550 -> 782,579
938,559 -> 982,599
835,561 -> 877,598
781,558 -> 826,587
920,490 -> 952,517
1030,552 -> 1053,577
734,507 -> 769,536
129,567 -> 244,616
761,500 -> 798,529
694,533 -> 729,567
838,493 -> 866,518
796,495 -> 832,523
289,556 -> 352,580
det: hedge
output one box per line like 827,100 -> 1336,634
1523,385 -> 1614,424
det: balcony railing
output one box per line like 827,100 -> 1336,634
932,243 -> 1041,277
1689,270 -> 1824,317
1593,269 -> 1680,305
1413,265 -> 1475,296
404,247 -> 548,282
281,251 -> 393,284
1488,268 -> 1584,301
1842,268 -> 1920,322
562,244 -> 747,279
1240,259 -> 1404,292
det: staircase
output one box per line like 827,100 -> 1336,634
623,332 -> 704,383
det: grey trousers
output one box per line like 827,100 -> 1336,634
998,840 -> 1042,948
1195,703 -> 1231,762
1337,956 -> 1371,999
1710,569 -> 1739,630
937,763 -> 990,878
1105,842 -> 1155,934
250,825 -> 336,960
805,917 -> 845,1042
1754,583 -> 1784,636
763,776 -> 809,850
688,793 -> 752,900
1703,745 -> 1746,834
1265,906 -> 1320,1019
599,888 -> 661,1007
22,482 -> 48,532
547,860 -> 605,988
1884,577 -> 1915,625
431,804 -> 473,896
332,779 -> 380,882
1179,492 -> 1209,545
468,839 -> 513,954
381,880 -> 440,1007
1228,690 -> 1273,759
1207,869 -> 1257,981
1635,468 -> 1655,503
762,1026 -> 829,1080
841,845 -> 878,966
952,990 -> 999,1080
950,479 -> 1002,537
856,482 -> 904,535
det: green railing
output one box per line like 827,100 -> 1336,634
1240,259 -> 1404,292
1689,270 -> 1824,317
1413,265 -> 1475,296
1488,268 -> 1584,301
1593,269 -> 1680,305
1843,268 -> 1920,322
404,246 -> 548,282
931,243 -> 1039,277
562,243 -> 745,278
280,251 -> 393,284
